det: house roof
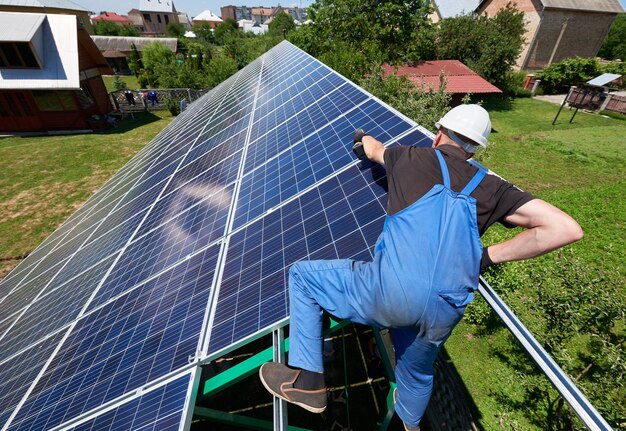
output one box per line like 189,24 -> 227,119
91,35 -> 177,52
139,0 -> 175,13
541,0 -> 624,13
0,11 -> 44,40
383,60 -> 502,94
92,12 -> 132,24
0,12 -> 80,89
433,0 -> 479,18
193,10 -> 222,22
0,0 -> 87,11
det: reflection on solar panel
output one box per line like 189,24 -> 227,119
0,41 -> 433,429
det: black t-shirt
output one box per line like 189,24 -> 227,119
383,144 -> 535,236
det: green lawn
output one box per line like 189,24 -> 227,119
0,111 -> 173,278
446,97 -> 625,430
102,74 -> 141,92
0,97 -> 623,429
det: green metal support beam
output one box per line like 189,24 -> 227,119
194,406 -> 311,431
201,318 -> 348,399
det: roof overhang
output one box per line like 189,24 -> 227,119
0,12 -> 79,90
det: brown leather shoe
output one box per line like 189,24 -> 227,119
259,362 -> 327,413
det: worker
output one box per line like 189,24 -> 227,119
259,104 -> 583,430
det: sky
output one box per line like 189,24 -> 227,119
76,0 -> 313,18
76,0 -> 626,21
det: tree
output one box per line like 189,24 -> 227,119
435,6 -> 525,87
112,74 -> 127,90
214,18 -> 240,45
205,52 -> 238,88
598,14 -> 626,61
193,22 -> 215,44
139,42 -> 175,87
166,22 -> 185,38
268,12 -> 296,38
305,0 -> 434,63
118,24 -> 139,37
93,20 -> 123,36
128,43 -> 140,76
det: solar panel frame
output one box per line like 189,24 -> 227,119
0,41 -> 441,430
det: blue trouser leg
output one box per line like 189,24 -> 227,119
392,327 -> 441,428
288,259 -> 361,373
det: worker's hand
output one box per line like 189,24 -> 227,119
352,128 -> 369,160
480,247 -> 494,274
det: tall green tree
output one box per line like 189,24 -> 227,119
128,43 -> 140,76
598,14 -> 626,61
214,18 -> 240,45
138,42 -> 175,87
93,20 -> 122,36
268,12 -> 296,38
166,22 -> 185,38
435,6 -> 525,87
304,0 -> 434,64
93,20 -> 139,36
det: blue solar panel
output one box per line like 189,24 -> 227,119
67,373 -> 190,431
0,41 -> 434,429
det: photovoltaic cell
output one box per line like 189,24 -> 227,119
0,41 -> 434,429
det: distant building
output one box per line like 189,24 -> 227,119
127,0 -> 179,37
91,11 -> 133,26
272,6 -> 307,23
193,10 -> 223,28
0,0 -> 93,34
92,36 -> 177,74
251,7 -> 273,24
0,11 -> 113,133
221,5 -> 252,22
429,0 -> 478,22
238,19 -> 268,35
383,60 -> 501,105
178,12 -> 192,29
478,0 -> 625,70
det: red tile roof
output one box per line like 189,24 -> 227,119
92,12 -> 133,25
382,60 -> 502,94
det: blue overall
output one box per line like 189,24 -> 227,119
288,150 -> 486,427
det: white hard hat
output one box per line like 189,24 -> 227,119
435,104 -> 491,148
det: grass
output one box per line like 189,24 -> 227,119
445,97 -> 625,430
0,96 -> 624,429
102,74 -> 141,92
0,111 -> 174,278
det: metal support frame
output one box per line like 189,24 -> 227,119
196,318 -> 401,431
273,328 -> 288,431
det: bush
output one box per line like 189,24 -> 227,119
537,57 -> 600,94
165,98 -> 180,116
360,67 -> 451,131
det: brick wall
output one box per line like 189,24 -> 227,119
479,0 -> 617,71
525,9 -> 615,69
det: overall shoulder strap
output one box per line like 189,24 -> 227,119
434,149 -> 450,188
461,166 -> 487,196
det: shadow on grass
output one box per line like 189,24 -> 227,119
475,94 -> 515,112
97,111 -> 166,135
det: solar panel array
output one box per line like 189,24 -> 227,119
0,41 -> 433,430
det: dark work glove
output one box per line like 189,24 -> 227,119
480,247 -> 494,274
352,128 -> 369,160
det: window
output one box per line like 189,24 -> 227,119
143,13 -> 151,23
157,14 -> 162,23
164,14 -> 169,24
0,42 -> 40,69
33,91 -> 78,111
